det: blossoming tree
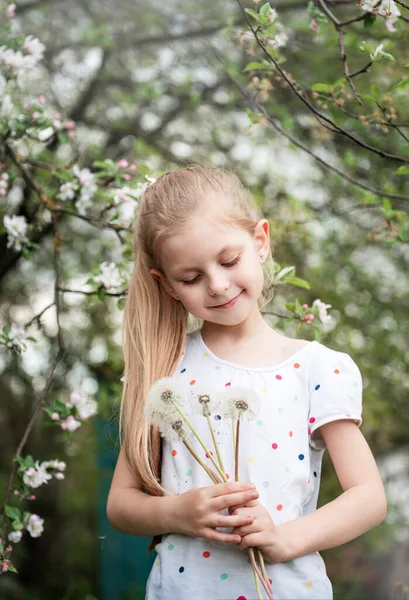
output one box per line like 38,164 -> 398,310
0,0 -> 408,597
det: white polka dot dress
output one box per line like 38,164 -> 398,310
145,328 -> 363,600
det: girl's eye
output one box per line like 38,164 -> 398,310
181,255 -> 240,286
182,275 -> 200,286
222,255 -> 240,267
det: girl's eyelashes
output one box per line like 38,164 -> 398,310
181,255 -> 241,286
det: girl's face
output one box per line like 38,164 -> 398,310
150,208 -> 270,327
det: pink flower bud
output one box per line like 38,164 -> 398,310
14,490 -> 19,495
117,159 -> 128,169
6,547 -> 12,554
68,131 -> 75,139
123,174 -> 131,181
305,313 -> 314,320
64,120 -> 76,130
7,4 -> 16,18
51,412 -> 60,421
53,120 -> 62,130
1,173 -> 9,180
38,95 -> 46,106
29,495 -> 36,500
32,112 -> 40,120
129,164 -> 137,172
54,112 -> 61,119
302,304 -> 309,310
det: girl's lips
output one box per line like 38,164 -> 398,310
212,291 -> 242,309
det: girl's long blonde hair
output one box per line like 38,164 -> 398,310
120,164 -> 274,506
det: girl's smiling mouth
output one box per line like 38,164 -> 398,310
211,290 -> 243,309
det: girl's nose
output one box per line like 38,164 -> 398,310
207,274 -> 229,297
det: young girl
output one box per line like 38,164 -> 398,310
106,165 -> 387,600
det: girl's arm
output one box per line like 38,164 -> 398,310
276,419 -> 387,560
231,420 -> 387,562
106,448 -> 259,540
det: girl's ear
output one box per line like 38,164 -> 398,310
254,219 -> 270,258
150,268 -> 178,300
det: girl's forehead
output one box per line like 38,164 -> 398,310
158,216 -> 252,272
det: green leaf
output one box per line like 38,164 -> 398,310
276,266 -> 296,280
361,94 -> 378,104
7,563 -> 18,573
260,3 -> 271,18
313,326 -> 323,342
244,8 -> 259,21
117,297 -> 127,311
383,198 -> 392,213
5,506 -> 21,520
395,165 -> 409,175
398,229 -> 407,241
243,61 -> 270,72
395,77 -> 409,90
311,83 -> 333,93
370,85 -> 381,100
285,277 -> 311,290
363,14 -> 377,28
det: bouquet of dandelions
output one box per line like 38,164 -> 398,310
145,377 -> 274,600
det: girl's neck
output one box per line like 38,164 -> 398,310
201,306 -> 273,348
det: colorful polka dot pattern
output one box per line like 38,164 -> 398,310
152,330 -> 362,600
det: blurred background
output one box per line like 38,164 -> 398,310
0,0 -> 408,598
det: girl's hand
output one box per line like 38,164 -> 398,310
230,499 -> 290,563
170,481 -> 259,544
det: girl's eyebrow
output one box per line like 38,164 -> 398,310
173,244 -> 239,276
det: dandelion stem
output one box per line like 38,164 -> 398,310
248,548 -> 263,600
235,419 -> 240,482
232,417 -> 236,455
257,548 -> 273,597
205,413 -> 225,474
183,439 -> 221,484
174,405 -> 227,482
249,547 -> 274,600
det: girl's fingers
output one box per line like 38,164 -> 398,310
203,528 -> 242,544
212,514 -> 254,529
208,481 -> 256,498
212,489 -> 259,512
231,523 -> 255,536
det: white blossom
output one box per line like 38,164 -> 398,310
360,0 -> 400,31
113,186 -> 140,205
76,397 -> 98,420
66,391 -> 98,420
75,195 -> 93,216
38,127 -> 54,142
8,530 -> 22,544
23,36 -> 46,64
73,165 -> 96,188
93,261 -> 124,289
57,182 -> 76,202
220,386 -> 261,421
26,514 -> 44,538
3,214 -> 29,251
0,94 -> 14,118
312,299 -> 332,323
54,473 -> 65,480
60,415 -> 81,432
267,23 -> 288,50
23,462 -> 51,489
7,322 -> 30,352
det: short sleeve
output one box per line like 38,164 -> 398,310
308,345 -> 363,450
